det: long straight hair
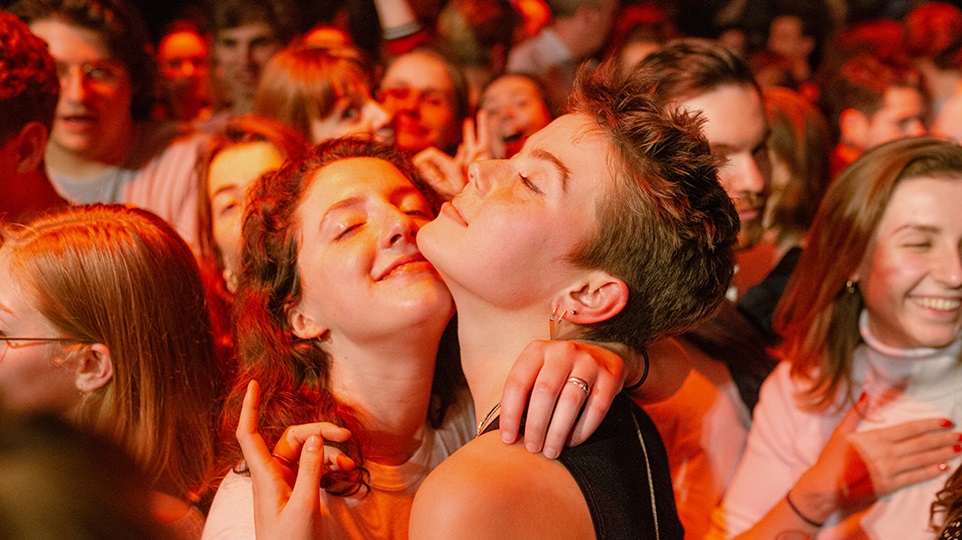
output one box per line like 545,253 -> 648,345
774,137 -> 962,411
1,204 -> 222,502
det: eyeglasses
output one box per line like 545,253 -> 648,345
0,337 -> 90,350
55,60 -> 126,87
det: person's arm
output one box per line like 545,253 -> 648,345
499,336 -> 691,458
372,0 -> 429,56
717,380 -> 962,539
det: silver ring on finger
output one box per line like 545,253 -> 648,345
271,453 -> 293,467
567,376 -> 590,396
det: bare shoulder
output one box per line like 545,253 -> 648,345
409,433 -> 594,540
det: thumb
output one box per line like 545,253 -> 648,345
287,434 -> 324,511
832,392 -> 868,438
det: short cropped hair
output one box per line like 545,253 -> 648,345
822,54 -> 924,128
634,37 -> 761,107
0,11 -> 59,143
10,0 -> 156,121
210,0 -> 298,44
569,65 -> 740,352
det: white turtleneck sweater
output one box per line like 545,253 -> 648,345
710,313 -> 962,539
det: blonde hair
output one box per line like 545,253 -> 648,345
1,204 -> 222,502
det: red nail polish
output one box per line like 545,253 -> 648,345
954,444 -> 961,453
943,419 -> 955,428
858,392 -> 867,404
956,433 -> 962,442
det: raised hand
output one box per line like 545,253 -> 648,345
235,380 -> 354,540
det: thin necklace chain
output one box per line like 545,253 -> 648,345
476,402 -> 501,437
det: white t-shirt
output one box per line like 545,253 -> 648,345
202,397 -> 474,540
48,121 -> 205,249
712,315 -> 962,539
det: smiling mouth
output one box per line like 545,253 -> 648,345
376,254 -> 433,281
916,297 -> 962,311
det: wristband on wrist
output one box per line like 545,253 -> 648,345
785,491 -> 825,528
623,348 -> 649,392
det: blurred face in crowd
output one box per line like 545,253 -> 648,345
310,93 -> 391,144
378,52 -> 461,154
848,87 -> 927,152
481,75 -> 553,159
214,22 -> 282,108
679,83 -> 770,250
207,141 -> 285,278
30,18 -> 133,164
158,28 -> 208,85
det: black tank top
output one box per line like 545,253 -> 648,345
482,394 -> 683,539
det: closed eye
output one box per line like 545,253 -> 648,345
335,222 -> 363,240
519,173 -> 543,194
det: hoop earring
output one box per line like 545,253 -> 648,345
548,307 -> 578,340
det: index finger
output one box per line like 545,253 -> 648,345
236,380 -> 275,476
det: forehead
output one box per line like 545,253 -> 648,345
305,157 -> 416,204
524,113 -> 611,185
159,31 -> 207,58
876,174 -> 962,232
216,22 -> 275,43
679,84 -> 766,151
208,141 -> 284,191
485,76 -> 540,100
382,53 -> 454,92
876,86 -> 924,116
30,18 -> 111,61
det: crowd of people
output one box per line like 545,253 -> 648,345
2,0 -> 962,538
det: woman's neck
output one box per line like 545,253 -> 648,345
455,301 -> 552,419
327,334 -> 441,466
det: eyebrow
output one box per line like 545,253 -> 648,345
530,148 -> 570,193
894,223 -> 941,234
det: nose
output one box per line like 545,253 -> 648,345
60,67 -> 88,103
467,160 -> 493,194
934,246 -> 962,288
365,100 -> 391,133
381,208 -> 418,249
906,119 -> 927,137
726,153 -> 767,200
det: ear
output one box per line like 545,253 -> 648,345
74,343 -> 114,393
288,304 -> 327,340
13,122 -> 49,174
556,271 -> 629,325
839,108 -> 868,150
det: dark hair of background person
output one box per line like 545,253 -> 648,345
0,410 -> 167,539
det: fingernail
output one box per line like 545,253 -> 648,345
943,419 -> 955,428
940,462 -> 950,471
858,392 -> 867,403
953,444 -> 961,453
306,434 -> 321,452
502,432 -> 514,444
544,446 -> 559,459
956,433 -> 962,442
526,442 -> 539,453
